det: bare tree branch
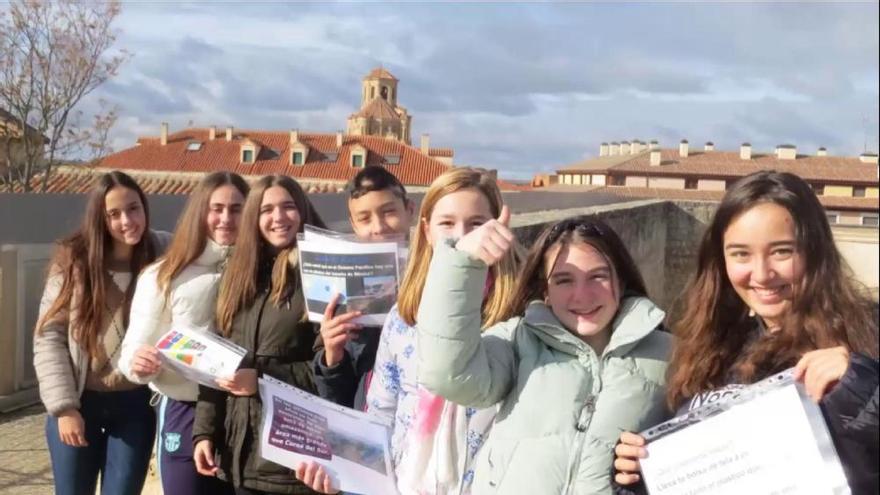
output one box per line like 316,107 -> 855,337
0,0 -> 127,192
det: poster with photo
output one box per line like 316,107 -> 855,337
298,233 -> 402,326
259,376 -> 395,494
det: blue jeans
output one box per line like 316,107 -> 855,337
45,387 -> 156,495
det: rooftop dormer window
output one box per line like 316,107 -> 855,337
186,141 -> 202,151
350,144 -> 367,168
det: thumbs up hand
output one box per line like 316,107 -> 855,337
454,205 -> 515,267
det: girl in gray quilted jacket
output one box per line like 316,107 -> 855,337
33,171 -> 169,495
416,210 -> 673,494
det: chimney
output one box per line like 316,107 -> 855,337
631,141 -> 642,154
290,129 -> 299,144
776,144 -> 797,160
704,141 -> 714,152
208,126 -> 216,141
336,131 -> 344,148
859,152 -> 879,164
225,126 -> 233,142
817,147 -> 828,157
609,142 -> 620,156
679,139 -> 689,158
740,143 -> 752,160
420,133 -> 430,154
620,141 -> 631,155
599,142 -> 609,157
160,122 -> 168,146
650,149 -> 662,166
649,140 -> 659,150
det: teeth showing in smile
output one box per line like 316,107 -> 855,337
571,307 -> 600,317
753,286 -> 783,297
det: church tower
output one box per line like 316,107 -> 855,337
347,67 -> 412,144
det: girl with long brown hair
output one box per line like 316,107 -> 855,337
191,175 -> 326,495
614,171 -> 879,494
33,171 -> 170,495
118,171 -> 248,495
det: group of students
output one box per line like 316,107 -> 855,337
32,164 -> 878,495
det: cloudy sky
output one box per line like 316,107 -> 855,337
78,2 -> 879,180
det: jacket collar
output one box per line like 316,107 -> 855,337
523,296 -> 666,357
195,238 -> 232,268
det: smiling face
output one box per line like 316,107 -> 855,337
544,241 -> 620,353
104,185 -> 146,248
422,188 -> 493,247
207,184 -> 245,246
349,189 -> 413,241
723,202 -> 805,329
258,186 -> 301,249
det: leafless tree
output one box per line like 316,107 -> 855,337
0,0 -> 127,192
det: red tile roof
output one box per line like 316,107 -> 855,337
595,186 -> 879,212
350,98 -> 400,120
97,129 -> 453,186
364,67 -> 398,81
559,149 -> 880,185
428,148 -> 454,158
9,167 -> 347,195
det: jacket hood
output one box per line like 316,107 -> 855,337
195,238 -> 233,268
523,296 -> 666,357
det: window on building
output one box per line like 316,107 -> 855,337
826,212 -> 840,225
242,149 -> 254,163
684,178 -> 698,190
381,86 -> 388,100
862,215 -> 879,227
609,175 -> 625,186
811,183 -> 824,196
854,187 -> 867,198
292,151 -> 304,165
352,154 -> 364,168
186,141 -> 202,151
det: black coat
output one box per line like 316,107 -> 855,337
194,265 -> 319,495
311,323 -> 382,411
613,352 -> 880,495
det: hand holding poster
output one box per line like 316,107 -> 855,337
155,325 -> 247,389
639,369 -> 850,495
258,376 -> 396,495
298,230 -> 402,326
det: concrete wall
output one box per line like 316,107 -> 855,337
648,177 -> 686,189
697,179 -> 727,191
625,176 -> 648,187
825,185 -> 854,197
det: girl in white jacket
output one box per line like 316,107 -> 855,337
118,171 -> 248,495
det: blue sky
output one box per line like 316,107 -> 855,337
80,2 -> 879,180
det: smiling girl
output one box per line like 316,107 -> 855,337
33,171 -> 170,495
192,175 -> 326,495
613,171 -> 879,494
414,212 -> 672,494
119,172 -> 248,495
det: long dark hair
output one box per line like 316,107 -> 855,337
215,175 -> 326,335
156,172 -> 249,299
36,171 -> 158,358
504,215 -> 648,320
667,171 -> 879,408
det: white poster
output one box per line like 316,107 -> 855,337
155,325 -> 246,390
640,370 -> 850,495
258,376 -> 396,495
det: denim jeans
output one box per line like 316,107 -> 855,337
45,387 -> 156,495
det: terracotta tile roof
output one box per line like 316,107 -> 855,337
595,186 -> 879,212
350,98 -> 400,121
364,67 -> 398,81
9,167 -> 347,195
558,149 -> 880,185
96,128 -> 453,186
427,148 -> 454,158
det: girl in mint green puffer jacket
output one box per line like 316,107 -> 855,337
417,213 -> 672,495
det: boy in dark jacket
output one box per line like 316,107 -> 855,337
311,166 -> 414,410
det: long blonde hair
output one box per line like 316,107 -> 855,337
215,175 -> 326,335
397,168 -> 520,328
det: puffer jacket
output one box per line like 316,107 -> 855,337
417,243 -> 673,495
118,239 -> 232,401
33,230 -> 171,416
193,254 -> 319,495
